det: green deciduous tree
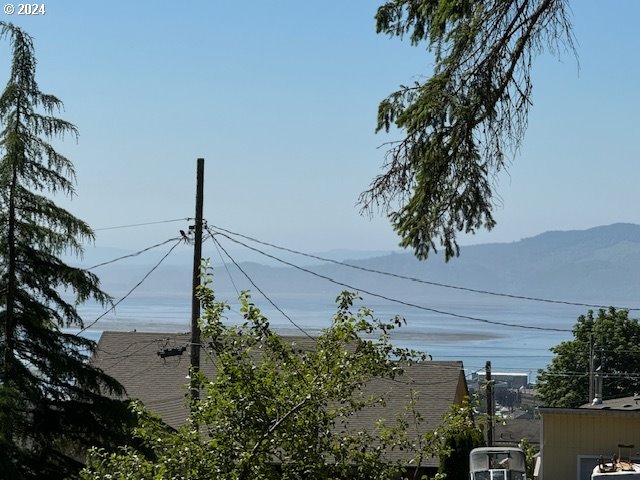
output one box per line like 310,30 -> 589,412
359,0 -> 575,260
0,22 -> 131,478
81,282 -> 481,480
537,308 -> 640,408
436,399 -> 484,480
518,438 -> 538,480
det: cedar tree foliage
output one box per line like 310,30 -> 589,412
359,0 -> 575,260
0,22 -> 130,479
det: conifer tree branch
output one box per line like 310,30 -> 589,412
361,0 -> 575,260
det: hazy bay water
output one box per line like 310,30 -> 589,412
73,290 -> 590,382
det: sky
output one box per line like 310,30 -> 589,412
1,1 -> 639,257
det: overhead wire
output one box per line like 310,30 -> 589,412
538,371 -> 640,380
94,217 -> 190,231
208,231 -> 316,341
76,238 -> 184,335
86,237 -> 180,270
210,224 -> 640,312
101,341 -> 165,370
209,229 -> 572,333
103,349 -> 620,381
77,225 -> 591,370
78,224 -> 613,356
435,354 -> 553,358
95,337 -> 166,357
415,343 -> 552,352
211,236 -> 240,297
128,361 -> 179,381
62,220 -> 639,381
91,319 -> 565,386
62,230 -> 579,389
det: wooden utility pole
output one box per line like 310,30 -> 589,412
190,158 -> 204,404
486,361 -> 494,447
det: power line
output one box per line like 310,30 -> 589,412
97,336 -> 637,382
96,337 -> 167,357
210,224 -> 640,312
209,229 -> 572,333
94,217 -> 190,231
209,233 -> 315,341
539,371 -> 640,380
100,337 -> 186,369
76,238 -> 184,335
414,344 -> 553,352
87,237 -> 180,270
435,354 -> 553,358
212,237 -> 240,297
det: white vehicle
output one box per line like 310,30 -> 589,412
469,447 -> 527,480
592,445 -> 640,479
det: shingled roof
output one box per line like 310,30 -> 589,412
580,395 -> 640,411
494,416 -> 540,446
93,331 -> 468,468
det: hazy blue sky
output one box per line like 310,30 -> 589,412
2,1 -> 639,256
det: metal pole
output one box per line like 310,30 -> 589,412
599,341 -> 605,401
589,334 -> 594,403
190,158 -> 204,404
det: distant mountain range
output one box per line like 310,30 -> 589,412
83,223 -> 640,307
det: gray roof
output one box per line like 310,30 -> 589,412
540,395 -> 640,418
580,395 -> 640,411
93,331 -> 468,467
494,417 -> 540,445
